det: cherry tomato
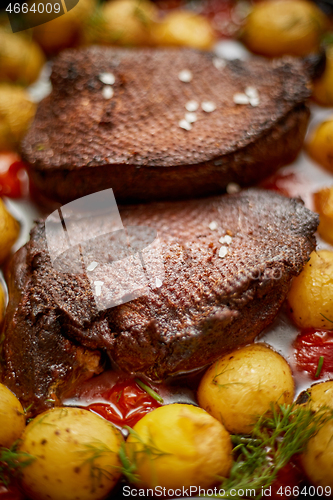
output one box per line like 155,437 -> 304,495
0,484 -> 24,500
270,459 -> 305,499
71,371 -> 162,428
0,153 -> 27,199
293,329 -> 333,379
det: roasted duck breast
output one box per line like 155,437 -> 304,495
21,46 -> 312,205
0,189 -> 318,414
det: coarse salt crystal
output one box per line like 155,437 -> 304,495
99,72 -> 115,85
249,96 -> 260,107
213,57 -> 226,70
219,246 -> 228,258
245,86 -> 258,99
94,281 -> 104,297
185,100 -> 199,112
208,221 -> 218,230
226,182 -> 240,194
233,93 -> 249,105
179,119 -> 192,131
87,261 -> 98,271
102,86 -> 114,99
185,112 -> 197,123
219,235 -> 232,245
155,278 -> 163,288
202,101 -> 216,113
178,69 -> 193,82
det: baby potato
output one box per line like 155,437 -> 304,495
0,198 -> 20,264
19,407 -> 123,500
0,29 -> 45,86
152,11 -> 215,50
242,0 -> 327,57
197,343 -> 294,434
288,250 -> 333,329
0,383 -> 25,448
33,0 -> 96,55
99,0 -> 157,46
306,117 -> 333,173
0,84 -> 36,151
314,186 -> 333,244
312,45 -> 333,106
0,280 -> 6,325
301,381 -> 333,488
126,403 -> 232,489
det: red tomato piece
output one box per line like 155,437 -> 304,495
72,371 -> 162,428
270,459 -> 305,499
293,329 -> 333,379
0,153 -> 27,199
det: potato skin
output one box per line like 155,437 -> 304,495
126,403 -> 232,489
301,381 -> 333,488
0,383 -> 25,448
306,118 -> 333,173
0,198 -> 20,264
288,250 -> 333,329
19,407 -> 123,500
314,186 -> 333,244
197,343 -> 294,434
242,0 -> 327,57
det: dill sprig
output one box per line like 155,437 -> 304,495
77,441 -> 117,493
315,356 -> 324,378
0,442 -> 35,487
134,379 -> 164,403
211,403 -> 333,499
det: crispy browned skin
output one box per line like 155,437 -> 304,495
0,189 -> 318,413
22,47 -> 311,205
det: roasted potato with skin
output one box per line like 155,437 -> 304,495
242,0 -> 327,57
312,45 -> 333,106
96,0 -> 157,46
197,343 -> 294,434
19,407 -> 123,500
0,29 -> 44,86
152,10 -> 215,50
314,186 -> 333,244
33,0 -> 96,55
126,403 -> 232,489
0,383 -> 25,448
0,84 -> 36,151
0,198 -> 20,264
288,250 -> 333,329
0,280 -> 5,325
306,117 -> 333,173
301,381 -> 333,488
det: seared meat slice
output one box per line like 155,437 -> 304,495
0,189 -> 317,413
22,47 -> 312,205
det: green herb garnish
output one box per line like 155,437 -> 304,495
315,356 -> 324,378
135,378 -> 163,403
0,442 -> 35,487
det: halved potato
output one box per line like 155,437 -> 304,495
314,186 -> 333,244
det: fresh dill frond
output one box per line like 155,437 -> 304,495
77,441 -> 116,492
315,356 -> 324,378
0,442 -> 35,487
208,402 -> 333,499
134,379 -> 164,403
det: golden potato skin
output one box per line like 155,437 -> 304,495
301,381 -> 333,488
242,0 -> 327,57
0,84 -> 36,151
306,118 -> 333,173
288,250 -> 333,329
314,186 -> 333,244
0,280 -> 6,325
19,407 -> 123,500
126,403 -> 232,489
312,45 -> 333,106
152,11 -> 215,50
0,383 -> 25,448
197,343 -> 294,434
0,29 -> 45,85
0,198 -> 20,264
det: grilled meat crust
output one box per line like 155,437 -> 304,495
0,189 -> 318,413
22,47 -> 311,204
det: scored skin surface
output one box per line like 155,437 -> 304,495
21,47 -> 311,204
0,189 -> 318,414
